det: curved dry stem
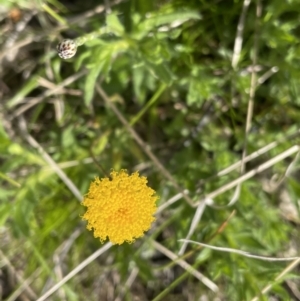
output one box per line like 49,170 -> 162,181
179,240 -> 300,262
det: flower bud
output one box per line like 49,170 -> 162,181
56,39 -> 77,59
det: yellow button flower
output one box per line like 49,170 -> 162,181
82,170 -> 158,244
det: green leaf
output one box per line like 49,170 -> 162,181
145,61 -> 174,84
75,50 -> 91,71
84,41 -> 129,106
106,13 -> 125,36
84,57 -> 106,106
92,130 -> 110,155
6,75 -> 39,108
13,197 -> 34,237
136,11 -> 201,38
0,202 -> 11,226
132,64 -> 146,102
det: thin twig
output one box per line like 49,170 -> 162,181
8,70 -> 87,119
49,229 -> 82,301
232,0 -> 251,68
156,190 -> 189,214
152,241 -> 219,292
114,267 -> 139,301
89,145 -> 110,177
0,250 -> 38,300
178,200 -> 206,256
37,77 -> 82,96
251,258 -> 300,301
269,149 -> 300,191
179,240 -> 300,261
208,210 -> 236,240
0,36 -> 35,61
257,66 -> 279,84
105,0 -> 112,14
18,116 -> 83,202
3,10 -> 37,62
240,0 -> 261,174
230,0 -> 261,208
68,0 -> 123,24
43,158 -> 94,171
195,145 -> 300,206
36,243 -> 113,301
5,269 -> 41,301
211,129 -> 300,179
158,210 -> 236,272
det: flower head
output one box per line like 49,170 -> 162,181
57,39 -> 77,59
82,170 -> 158,245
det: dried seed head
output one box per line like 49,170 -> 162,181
56,39 -> 77,59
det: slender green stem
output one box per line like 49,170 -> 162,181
75,26 -> 108,46
42,4 -> 67,25
0,172 -> 21,188
130,83 -> 167,126
151,261 -> 201,301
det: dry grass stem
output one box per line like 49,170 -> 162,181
232,0 -> 251,68
9,70 -> 87,119
195,145 -> 300,206
214,129 -> 300,179
114,267 -> 139,301
5,269 -> 41,301
18,116 -> 83,202
0,250 -> 38,300
36,243 -> 113,301
179,240 -> 300,261
178,200 -> 206,256
157,190 -> 189,214
251,258 -> 300,301
152,240 -> 219,292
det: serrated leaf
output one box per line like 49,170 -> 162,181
84,42 -> 128,106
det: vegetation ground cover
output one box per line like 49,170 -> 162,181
1,0 -> 300,300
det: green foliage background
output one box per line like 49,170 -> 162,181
1,0 -> 300,300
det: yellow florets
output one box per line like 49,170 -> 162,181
82,170 -> 158,245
